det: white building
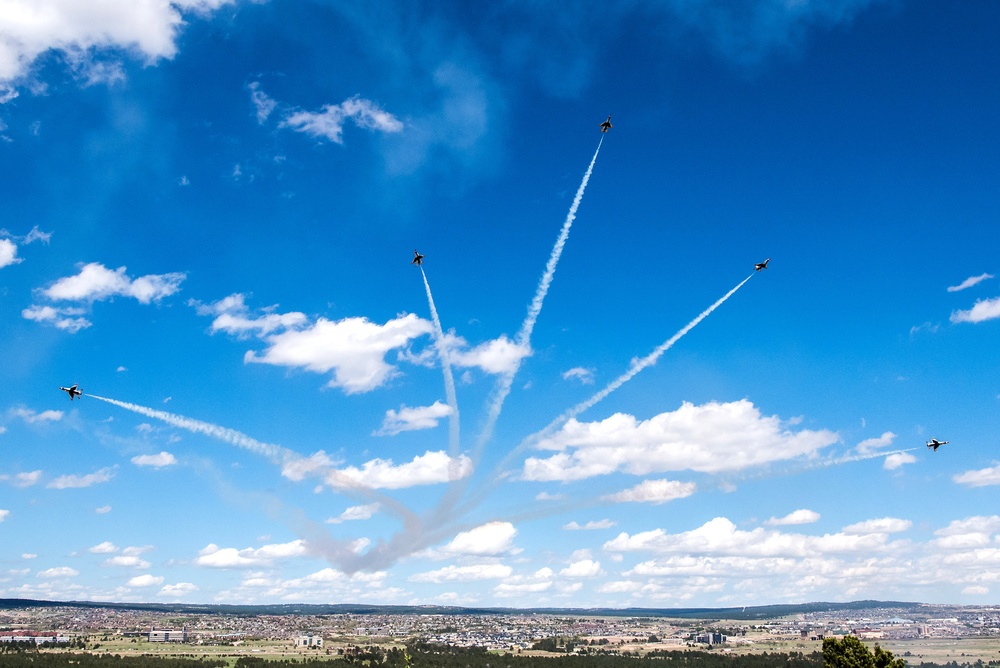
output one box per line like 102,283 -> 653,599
296,634 -> 323,648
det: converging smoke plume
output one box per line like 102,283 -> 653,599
476,135 -> 605,454
420,267 -> 461,459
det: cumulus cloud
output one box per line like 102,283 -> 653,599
0,0 -> 235,91
523,399 -> 838,482
951,297 -> 1000,324
948,273 -> 994,292
47,467 -> 115,489
245,314 -> 433,394
0,238 -> 19,268
449,334 -> 530,375
281,95 -> 404,144
0,509 -> 8,522
88,541 -> 118,554
410,563 -> 513,583
12,471 -> 42,488
604,516 -> 906,558
842,517 -> 912,535
303,450 -> 472,491
856,431 -> 895,455
130,451 -> 177,468
603,479 -> 697,505
375,401 -> 453,436
21,304 -> 91,332
160,582 -> 198,597
560,559 -> 602,578
884,452 -> 916,470
37,566 -> 78,578
493,567 -> 553,598
954,465 -> 1000,488
41,262 -> 185,303
766,509 -> 820,526
195,540 -> 309,569
438,522 -> 518,557
104,555 -> 151,569
128,574 -> 164,587
191,293 -> 307,338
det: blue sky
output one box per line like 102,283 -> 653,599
1,0 -> 999,608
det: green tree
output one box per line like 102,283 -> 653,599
823,636 -> 905,668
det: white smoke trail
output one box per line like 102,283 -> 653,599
533,273 -> 754,445
420,267 -> 460,459
476,135 -> 605,453
457,273 -> 756,514
87,394 -> 418,523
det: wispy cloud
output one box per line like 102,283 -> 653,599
603,479 -> 697,505
948,273 -> 994,292
47,467 -> 116,489
562,367 -> 595,384
10,408 -> 63,424
766,509 -> 820,526
563,519 -> 617,531
281,95 -> 404,144
375,401 -> 453,436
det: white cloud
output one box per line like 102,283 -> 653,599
523,400 -> 838,482
159,582 -> 198,597
47,467 -> 115,489
11,407 -> 63,423
410,563 -> 513,583
0,238 -> 20,268
42,262 -> 185,303
247,81 -> 276,124
281,95 -> 404,144
842,517 -> 912,535
449,334 -> 530,375
440,522 -> 517,557
766,509 -> 820,526
326,503 -> 380,524
954,465 -> 1000,487
948,273 -> 994,292
0,0 -> 235,86
493,568 -> 554,598
130,451 -> 177,468
604,516 -> 903,558
562,367 -> 595,384
563,519 -> 617,531
884,452 -> 916,470
21,304 -> 91,332
375,401 -> 453,436
856,431 -> 895,455
245,313 -> 433,394
127,574 -> 164,587
951,296 -> 1000,324
37,566 -> 78,578
95,505 -> 112,514
192,293 -> 307,338
311,450 -> 472,490
560,559 -> 602,578
89,541 -> 118,554
0,509 -> 8,522
104,555 -> 151,569
195,540 -> 308,569
21,553 -> 37,559
13,470 -> 42,488
603,479 -> 697,505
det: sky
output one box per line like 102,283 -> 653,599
1,0 -> 999,609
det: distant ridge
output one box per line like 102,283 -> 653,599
0,598 -> 924,619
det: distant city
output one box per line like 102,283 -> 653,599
0,600 -> 997,655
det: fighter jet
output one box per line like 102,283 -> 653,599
411,250 -> 424,266
59,384 -> 83,401
755,258 -> 770,271
926,438 -> 949,451
599,115 -> 613,132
